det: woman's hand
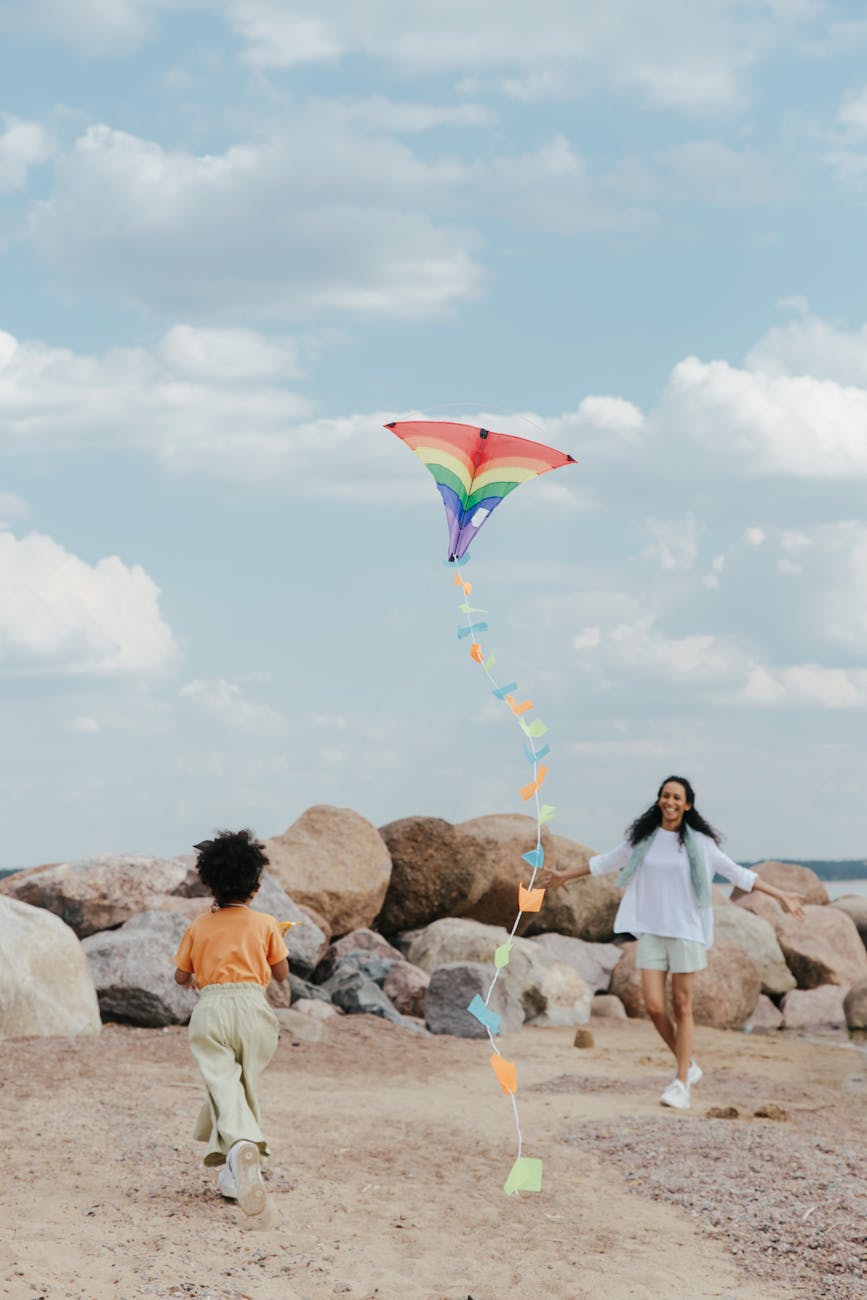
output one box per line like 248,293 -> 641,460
779,891 -> 806,921
536,867 -> 571,891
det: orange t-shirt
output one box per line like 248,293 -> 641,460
174,906 -> 289,988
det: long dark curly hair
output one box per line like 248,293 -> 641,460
626,775 -> 722,848
193,828 -> 269,908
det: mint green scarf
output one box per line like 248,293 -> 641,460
616,823 -> 711,907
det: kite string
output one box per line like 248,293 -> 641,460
453,559 -> 547,1168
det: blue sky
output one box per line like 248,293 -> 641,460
2,0 -> 867,867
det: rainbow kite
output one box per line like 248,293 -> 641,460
386,420 -> 575,561
387,418 -> 577,1196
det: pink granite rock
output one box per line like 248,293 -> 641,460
781,985 -> 848,1030
610,939 -> 761,1029
731,861 -> 828,906
264,805 -> 392,937
383,961 -> 430,1017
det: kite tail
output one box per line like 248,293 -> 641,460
453,554 -> 548,1198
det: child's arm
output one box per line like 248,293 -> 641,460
174,967 -> 195,987
270,958 -> 289,983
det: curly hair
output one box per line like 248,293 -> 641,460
193,828 -> 269,908
626,774 -> 722,848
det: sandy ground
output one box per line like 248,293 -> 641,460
1,1013 -> 865,1300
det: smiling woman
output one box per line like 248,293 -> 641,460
538,775 -> 806,1109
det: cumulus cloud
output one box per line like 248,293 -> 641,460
179,677 -> 286,735
0,117 -> 54,193
0,529 -> 178,675
0,0 -> 162,55
220,0 -> 805,112
28,122 -> 483,320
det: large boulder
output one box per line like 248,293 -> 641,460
376,816 -> 492,933
775,906 -> 867,989
0,853 -> 201,938
0,896 -> 101,1038
781,985 -> 848,1031
424,961 -> 524,1037
264,806 -> 391,937
830,895 -> 867,948
530,933 -> 622,993
610,939 -> 761,1029
731,861 -> 828,906
843,979 -> 867,1030
82,911 -> 198,1027
711,905 -> 795,996
452,813 -> 619,940
403,917 -> 592,1026
251,873 -> 328,977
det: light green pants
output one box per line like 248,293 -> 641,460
188,983 -> 279,1167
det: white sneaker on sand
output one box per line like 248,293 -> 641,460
687,1060 -> 703,1087
227,1140 -> 266,1217
217,1163 -> 238,1200
660,1078 -> 691,1109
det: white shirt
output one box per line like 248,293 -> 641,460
589,828 -> 758,947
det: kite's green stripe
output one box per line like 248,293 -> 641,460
466,479 -> 520,510
426,462 -> 468,506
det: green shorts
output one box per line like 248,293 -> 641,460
637,933 -> 707,973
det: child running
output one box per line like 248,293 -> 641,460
173,828 -> 289,1215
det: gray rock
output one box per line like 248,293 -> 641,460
530,933 -> 622,993
252,872 -> 328,976
289,972 -> 332,1004
0,896 -> 101,1039
313,928 -> 405,982
321,966 -> 403,1023
712,904 -> 795,997
424,961 -> 524,1037
82,911 -> 198,1027
403,917 -> 592,1026
315,950 -> 397,988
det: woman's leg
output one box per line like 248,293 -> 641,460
640,968 -> 677,1058
670,972 -> 696,1085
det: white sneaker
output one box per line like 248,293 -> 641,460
217,1163 -> 238,1200
227,1140 -> 266,1217
687,1060 -> 703,1087
660,1078 -> 691,1109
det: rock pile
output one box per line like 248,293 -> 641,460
2,809 -> 864,1041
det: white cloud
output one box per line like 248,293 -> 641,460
642,513 -> 701,572
0,0 -> 161,55
745,527 -> 766,545
0,116 -> 54,193
67,715 -> 101,733
0,490 -> 28,527
746,310 -> 867,386
28,122 -> 483,320
0,529 -> 177,675
221,0 -> 805,112
743,663 -> 867,708
179,678 -> 285,735
663,354 -> 867,477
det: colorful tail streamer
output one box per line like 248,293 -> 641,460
454,554 -> 550,1197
